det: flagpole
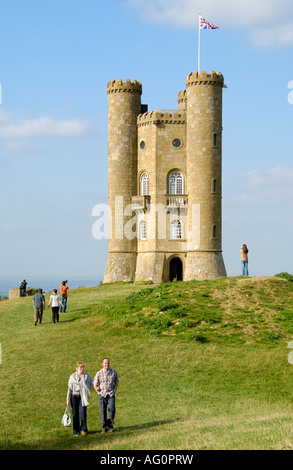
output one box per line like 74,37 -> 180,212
198,14 -> 201,73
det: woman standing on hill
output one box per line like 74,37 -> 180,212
240,244 -> 249,276
66,362 -> 94,436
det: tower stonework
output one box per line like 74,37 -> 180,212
103,79 -> 142,283
184,71 -> 226,280
103,71 -> 226,284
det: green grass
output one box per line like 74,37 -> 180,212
1,276 -> 293,450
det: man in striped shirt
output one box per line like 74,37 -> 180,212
93,358 -> 119,434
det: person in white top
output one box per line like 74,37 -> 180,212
48,289 -> 62,323
66,362 -> 94,436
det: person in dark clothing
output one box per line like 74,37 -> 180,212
19,279 -> 27,297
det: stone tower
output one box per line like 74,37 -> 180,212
103,79 -> 142,283
184,71 -> 226,280
103,71 -> 226,284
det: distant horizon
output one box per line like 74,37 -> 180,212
0,274 -> 102,279
0,274 -> 102,298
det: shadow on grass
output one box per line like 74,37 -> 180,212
2,418 -> 181,451
36,309 -> 96,326
118,418 -> 180,433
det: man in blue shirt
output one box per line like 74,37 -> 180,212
32,288 -> 45,325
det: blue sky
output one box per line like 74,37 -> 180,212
0,0 -> 292,281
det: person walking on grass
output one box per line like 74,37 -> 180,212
240,244 -> 249,276
93,358 -> 119,434
32,288 -> 45,325
48,289 -> 62,323
66,361 -> 94,436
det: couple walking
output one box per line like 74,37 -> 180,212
66,358 -> 119,436
32,281 -> 69,325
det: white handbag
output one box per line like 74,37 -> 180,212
61,406 -> 71,427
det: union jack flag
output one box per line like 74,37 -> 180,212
200,16 -> 219,30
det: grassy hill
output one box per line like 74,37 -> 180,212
1,276 -> 293,450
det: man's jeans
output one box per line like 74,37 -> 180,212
241,260 -> 249,276
60,297 -> 67,312
99,395 -> 116,430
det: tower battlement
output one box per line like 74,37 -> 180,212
137,109 -> 186,127
178,89 -> 187,101
186,70 -> 224,87
178,89 -> 187,111
107,78 -> 142,95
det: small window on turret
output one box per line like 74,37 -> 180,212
213,134 -> 217,147
212,179 -> 217,192
212,225 -> 217,239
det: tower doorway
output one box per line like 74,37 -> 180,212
169,257 -> 183,282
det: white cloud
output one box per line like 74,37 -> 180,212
6,140 -> 42,151
0,115 -> 89,139
252,23 -> 293,47
224,164 -> 293,247
234,165 -> 293,206
127,0 -> 293,47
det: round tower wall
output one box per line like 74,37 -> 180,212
104,79 -> 142,282
185,71 -> 226,279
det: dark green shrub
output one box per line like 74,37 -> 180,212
139,315 -> 171,332
158,301 -> 180,311
275,272 -> 293,282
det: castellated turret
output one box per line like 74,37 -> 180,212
184,71 -> 226,279
103,79 -> 142,283
103,71 -> 226,283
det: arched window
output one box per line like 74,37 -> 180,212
139,220 -> 147,240
141,173 -> 149,195
169,172 -> 183,195
170,220 -> 182,239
